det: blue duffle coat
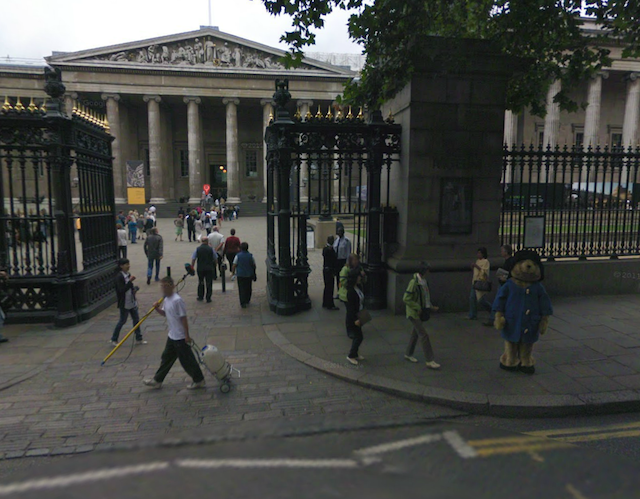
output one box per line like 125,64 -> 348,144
492,280 -> 553,344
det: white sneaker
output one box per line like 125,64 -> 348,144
425,361 -> 441,370
404,355 -> 418,363
346,356 -> 359,366
110,340 -> 118,346
356,356 -> 365,361
186,380 -> 206,390
143,379 -> 162,389
136,339 -> 148,345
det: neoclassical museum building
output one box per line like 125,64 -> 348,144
0,27 -> 353,205
2,22 -> 640,204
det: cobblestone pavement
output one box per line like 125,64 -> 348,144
0,217 -> 460,460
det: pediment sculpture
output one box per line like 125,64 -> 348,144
87,36 -> 303,70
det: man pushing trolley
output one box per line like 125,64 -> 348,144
143,276 -> 206,390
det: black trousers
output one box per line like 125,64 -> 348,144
322,268 -> 335,308
197,269 -> 213,301
335,258 -> 346,290
187,226 -> 196,241
347,325 -> 363,358
212,254 -> 221,279
118,246 -> 127,259
237,276 -> 253,306
225,252 -> 237,269
153,337 -> 204,383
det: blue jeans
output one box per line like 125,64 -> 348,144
147,258 -> 161,280
129,229 -> 137,242
469,288 -> 492,319
112,306 -> 142,342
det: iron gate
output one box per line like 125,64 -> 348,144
0,66 -> 117,326
265,80 -> 401,315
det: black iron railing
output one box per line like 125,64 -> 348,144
0,67 -> 117,325
265,79 -> 401,315
501,144 -> 640,259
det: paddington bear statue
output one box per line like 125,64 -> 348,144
493,250 -> 553,375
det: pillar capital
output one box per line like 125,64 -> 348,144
65,91 -> 79,100
183,96 -> 202,105
143,95 -> 162,103
297,99 -> 314,108
627,72 -> 640,82
101,93 -> 120,102
260,98 -> 274,107
222,97 -> 240,106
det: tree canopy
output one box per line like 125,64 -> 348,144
261,0 -> 640,116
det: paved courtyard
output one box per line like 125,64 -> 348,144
3,215 -> 640,460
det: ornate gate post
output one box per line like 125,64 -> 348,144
265,80 -> 311,315
44,67 -> 78,326
363,110 -> 386,309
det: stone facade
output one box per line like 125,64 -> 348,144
0,27 -> 352,205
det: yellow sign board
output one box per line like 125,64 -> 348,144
127,187 -> 145,205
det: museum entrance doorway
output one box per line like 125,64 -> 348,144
208,158 -> 227,200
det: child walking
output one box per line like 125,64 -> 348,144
143,277 -> 205,390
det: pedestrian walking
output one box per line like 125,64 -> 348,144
497,244 -> 516,286
345,269 -> 365,366
144,228 -> 163,285
0,271 -> 9,344
469,247 -> 492,324
143,277 -> 205,390
403,262 -> 440,369
191,236 -> 215,303
174,214 -> 184,242
333,226 -> 352,292
338,253 -> 360,310
116,223 -> 128,259
186,211 -> 197,242
128,217 -> 138,243
203,213 -> 212,235
231,242 -> 256,308
137,216 -> 145,240
144,214 -> 154,237
111,258 -> 146,346
224,228 -> 241,268
207,227 -> 225,279
322,236 -> 339,310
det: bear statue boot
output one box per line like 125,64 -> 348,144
518,343 -> 535,374
499,340 -> 520,372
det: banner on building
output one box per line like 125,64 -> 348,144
126,160 -> 145,205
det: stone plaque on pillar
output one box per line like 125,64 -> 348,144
439,178 -> 473,235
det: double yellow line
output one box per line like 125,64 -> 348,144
526,421 -> 640,443
467,436 -> 572,458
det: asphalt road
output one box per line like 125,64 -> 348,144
0,418 -> 638,499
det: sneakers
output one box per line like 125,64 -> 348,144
346,356 -> 359,366
425,361 -> 441,370
147,276 -> 151,285
404,355 -> 418,363
110,340 -> 118,346
143,379 -> 162,389
135,339 -> 148,345
356,356 -> 365,361
186,380 -> 206,390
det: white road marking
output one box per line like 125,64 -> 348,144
353,433 -> 443,456
177,458 -> 360,469
0,462 -> 170,496
442,431 -> 478,459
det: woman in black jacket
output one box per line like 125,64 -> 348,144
346,269 -> 365,365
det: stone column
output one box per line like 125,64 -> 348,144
622,73 -> 640,149
184,97 -> 203,204
584,72 -> 608,150
297,100 -> 313,203
260,99 -> 273,203
64,92 -> 78,118
143,95 -> 165,204
223,97 -> 241,204
101,93 -> 126,204
543,79 -> 562,150
503,110 -> 518,149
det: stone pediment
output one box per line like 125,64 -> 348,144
46,28 -> 353,76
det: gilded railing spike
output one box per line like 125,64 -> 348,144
1,96 -> 12,113
14,97 -> 25,112
27,97 -> 38,113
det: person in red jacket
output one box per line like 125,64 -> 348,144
224,228 -> 241,268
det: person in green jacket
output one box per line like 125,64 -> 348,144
403,262 -> 440,370
338,253 -> 360,305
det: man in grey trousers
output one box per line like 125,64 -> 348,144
144,228 -> 164,285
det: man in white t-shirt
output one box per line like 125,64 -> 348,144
207,227 -> 225,279
143,276 -> 205,390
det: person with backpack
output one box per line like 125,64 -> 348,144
403,262 -> 440,370
231,242 -> 256,308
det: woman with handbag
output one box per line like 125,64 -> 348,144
346,269 -> 366,366
469,247 -> 492,323
403,262 -> 440,369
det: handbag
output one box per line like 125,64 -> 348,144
358,309 -> 372,326
419,307 -> 431,322
473,280 -> 492,292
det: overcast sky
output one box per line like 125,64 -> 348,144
0,0 -> 361,60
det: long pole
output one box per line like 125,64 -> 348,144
101,272 -> 191,365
